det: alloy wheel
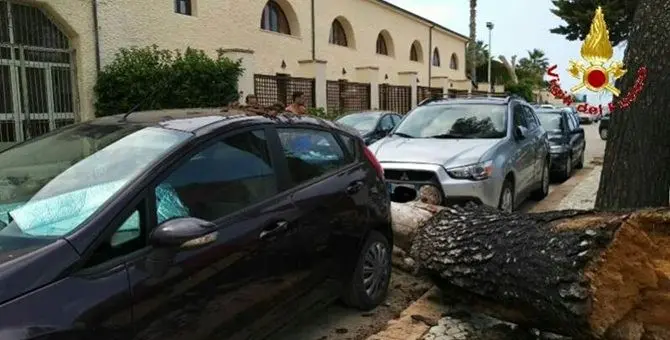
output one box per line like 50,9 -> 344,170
362,241 -> 390,299
565,155 -> 572,178
600,128 -> 608,140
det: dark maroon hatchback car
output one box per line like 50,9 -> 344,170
0,109 -> 392,340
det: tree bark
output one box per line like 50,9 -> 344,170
498,55 -> 518,84
407,204 -> 670,339
595,0 -> 670,210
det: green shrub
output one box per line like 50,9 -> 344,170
504,81 -> 535,102
94,45 -> 244,117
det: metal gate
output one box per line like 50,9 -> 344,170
0,1 -> 77,146
254,74 -> 316,108
379,84 -> 411,114
326,80 -> 371,113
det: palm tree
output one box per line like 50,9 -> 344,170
468,0 -> 477,87
527,49 -> 549,71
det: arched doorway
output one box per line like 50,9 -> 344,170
0,1 -> 77,145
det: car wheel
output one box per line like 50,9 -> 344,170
560,154 -> 572,181
341,230 -> 391,310
600,128 -> 608,140
575,148 -> 585,169
531,161 -> 549,200
498,179 -> 514,213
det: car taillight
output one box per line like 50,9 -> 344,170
363,146 -> 384,179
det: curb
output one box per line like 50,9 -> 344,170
528,166 -> 596,213
366,287 -> 443,340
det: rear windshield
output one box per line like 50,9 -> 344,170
336,113 -> 380,133
536,112 -> 563,131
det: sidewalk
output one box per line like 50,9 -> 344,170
369,166 -> 603,340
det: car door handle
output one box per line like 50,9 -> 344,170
346,181 -> 364,195
259,221 -> 289,241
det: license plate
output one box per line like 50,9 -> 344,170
387,183 -> 416,194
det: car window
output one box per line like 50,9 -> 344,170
537,113 -> 563,131
156,129 -> 277,222
393,104 -> 507,139
513,104 -> 529,128
339,133 -> 359,160
85,206 -> 145,268
522,106 -> 539,130
567,114 -> 577,130
379,115 -> 394,131
277,128 -> 347,185
336,113 -> 380,134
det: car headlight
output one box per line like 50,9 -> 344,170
446,160 -> 494,181
550,145 -> 569,153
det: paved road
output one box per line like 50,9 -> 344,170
582,120 -> 605,163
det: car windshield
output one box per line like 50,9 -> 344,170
336,113 -> 380,133
0,123 -> 190,252
536,112 -> 563,131
393,104 -> 507,139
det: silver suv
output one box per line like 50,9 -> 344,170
368,96 -> 550,212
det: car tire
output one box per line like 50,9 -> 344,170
498,179 -> 514,213
600,128 -> 608,140
341,230 -> 391,311
559,154 -> 572,181
531,161 -> 549,201
575,147 -> 585,169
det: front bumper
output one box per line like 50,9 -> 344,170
381,162 -> 502,208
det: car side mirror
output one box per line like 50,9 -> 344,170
514,126 -> 528,140
150,217 -> 218,250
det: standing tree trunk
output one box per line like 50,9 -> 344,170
468,0 -> 477,87
596,0 -> 670,210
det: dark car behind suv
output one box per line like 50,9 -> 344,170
0,109 -> 392,340
536,108 -> 585,181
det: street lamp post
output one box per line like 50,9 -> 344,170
486,22 -> 494,94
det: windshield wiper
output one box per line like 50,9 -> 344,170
392,132 -> 415,138
426,133 -> 470,139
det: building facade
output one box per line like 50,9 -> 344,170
0,0 -> 499,145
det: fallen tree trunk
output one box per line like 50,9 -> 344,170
400,204 -> 670,340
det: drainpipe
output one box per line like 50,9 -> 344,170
311,0 -> 316,60
428,25 -> 434,87
92,0 -> 101,72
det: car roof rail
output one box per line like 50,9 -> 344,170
418,92 -> 513,106
504,94 -> 526,103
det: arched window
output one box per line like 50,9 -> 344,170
432,48 -> 441,67
329,19 -> 348,46
376,33 -> 388,55
410,44 -> 419,61
260,1 -> 290,35
449,53 -> 459,70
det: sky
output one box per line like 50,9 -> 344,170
385,0 -> 627,104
